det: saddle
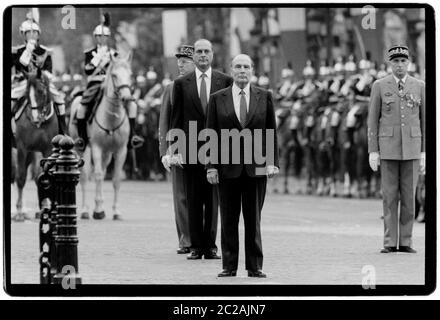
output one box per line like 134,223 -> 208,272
14,97 -> 54,123
77,83 -> 104,123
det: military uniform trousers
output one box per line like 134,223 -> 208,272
171,165 -> 191,248
380,159 -> 420,248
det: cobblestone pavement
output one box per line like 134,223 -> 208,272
9,179 -> 425,285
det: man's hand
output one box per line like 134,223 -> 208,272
170,154 -> 184,169
420,152 -> 426,174
266,165 -> 279,178
369,152 -> 380,172
161,155 -> 171,172
207,169 -> 219,185
26,40 -> 36,52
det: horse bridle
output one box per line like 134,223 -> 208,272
27,77 -> 51,127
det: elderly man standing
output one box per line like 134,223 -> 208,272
205,54 -> 279,277
159,45 -> 195,254
368,45 -> 425,254
169,39 -> 233,260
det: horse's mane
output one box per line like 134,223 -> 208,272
26,71 -> 51,104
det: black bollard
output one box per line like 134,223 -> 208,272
53,136 -> 83,286
37,134 -> 64,284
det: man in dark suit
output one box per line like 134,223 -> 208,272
170,39 -> 233,260
205,54 -> 279,278
368,45 -> 425,253
159,45 -> 195,254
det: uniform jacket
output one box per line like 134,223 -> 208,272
84,46 -> 117,80
367,74 -> 425,160
12,43 -> 52,77
158,81 -> 174,157
205,85 -> 279,179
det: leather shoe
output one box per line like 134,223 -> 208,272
380,247 -> 397,253
177,247 -> 190,254
398,246 -> 417,253
187,250 -> 203,260
218,270 -> 237,277
204,249 -> 221,259
247,270 -> 267,278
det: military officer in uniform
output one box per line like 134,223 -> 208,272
367,45 -> 425,253
159,45 -> 195,254
75,14 -> 142,151
11,18 -> 67,135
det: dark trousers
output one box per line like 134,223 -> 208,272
380,159 -> 419,248
183,165 -> 218,253
218,170 -> 267,272
172,166 -> 190,248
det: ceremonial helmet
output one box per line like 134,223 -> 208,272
319,60 -> 330,77
303,60 -> 315,77
344,55 -> 357,73
333,57 -> 345,74
20,19 -> 41,35
358,59 -> 371,70
93,13 -> 111,36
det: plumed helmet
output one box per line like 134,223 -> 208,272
333,57 -> 345,73
20,19 -> 40,35
303,60 -> 315,77
344,55 -> 356,72
93,12 -> 111,36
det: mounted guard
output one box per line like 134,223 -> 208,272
74,13 -> 142,151
11,16 -> 67,135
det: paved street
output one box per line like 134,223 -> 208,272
10,178 -> 425,285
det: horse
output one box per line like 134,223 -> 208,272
69,52 -> 133,220
13,70 -> 60,221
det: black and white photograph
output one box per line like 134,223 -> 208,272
1,2 -> 435,299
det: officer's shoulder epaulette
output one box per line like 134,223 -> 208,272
39,44 -> 52,52
11,44 -> 25,54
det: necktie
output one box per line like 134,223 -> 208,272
398,80 -> 404,93
200,73 -> 208,114
239,90 -> 247,126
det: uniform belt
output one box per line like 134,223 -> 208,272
355,95 -> 370,102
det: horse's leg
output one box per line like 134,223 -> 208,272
79,146 -> 92,219
14,148 -> 29,221
92,145 -> 106,219
112,146 -> 128,220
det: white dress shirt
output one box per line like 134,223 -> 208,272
195,67 -> 212,100
232,82 -> 250,122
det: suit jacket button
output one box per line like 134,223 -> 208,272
401,115 -> 405,118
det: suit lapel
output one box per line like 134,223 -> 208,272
187,72 -> 205,117
245,85 -> 261,127
222,87 -> 242,129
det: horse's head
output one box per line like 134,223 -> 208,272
106,52 -> 133,103
26,69 -> 51,126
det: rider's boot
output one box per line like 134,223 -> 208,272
127,117 -> 144,149
77,118 -> 89,151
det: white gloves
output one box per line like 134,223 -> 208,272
161,155 -> 171,172
19,40 -> 37,66
420,152 -> 426,174
369,152 -> 380,172
266,165 -> 279,178
91,46 -> 110,67
207,169 -> 219,185
161,154 -> 184,173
